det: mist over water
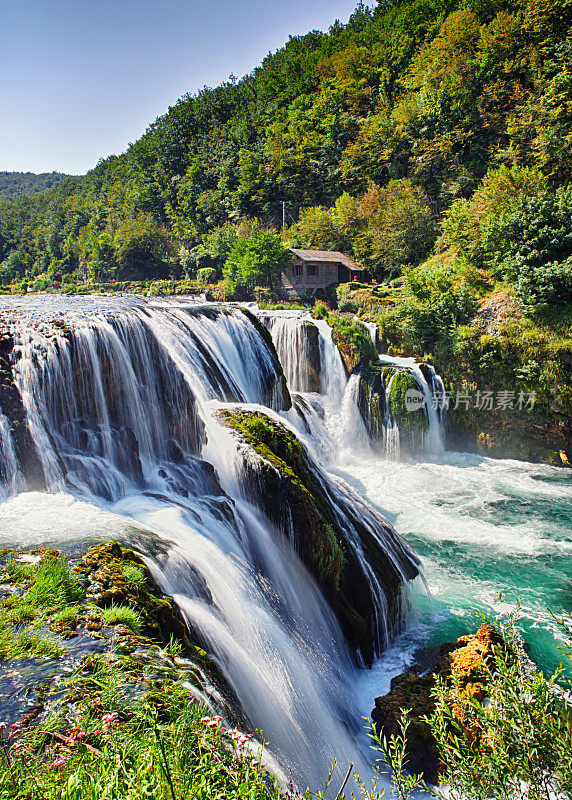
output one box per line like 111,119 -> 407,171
0,297 -> 570,793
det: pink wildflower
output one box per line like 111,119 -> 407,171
200,716 -> 211,724
102,712 -> 118,725
11,742 -> 27,751
0,723 -> 7,731
206,720 -> 219,729
211,715 -> 223,722
250,760 -> 260,768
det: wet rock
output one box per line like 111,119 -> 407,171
372,624 -> 501,783
357,364 -> 387,441
215,408 -> 419,663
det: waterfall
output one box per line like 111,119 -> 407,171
261,310 -> 445,459
0,295 -> 421,796
378,354 -> 445,456
0,412 -> 24,498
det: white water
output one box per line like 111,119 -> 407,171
0,297 -> 419,796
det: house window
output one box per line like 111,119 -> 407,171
306,263 -> 319,277
293,264 -> 303,277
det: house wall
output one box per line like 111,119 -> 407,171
280,260 -> 339,291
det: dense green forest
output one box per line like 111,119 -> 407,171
0,171 -> 73,203
1,0 -> 570,287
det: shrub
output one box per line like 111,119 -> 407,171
482,188 -> 572,311
197,267 -> 217,285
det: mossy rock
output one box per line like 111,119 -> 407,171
75,542 -> 192,647
328,315 -> 376,374
388,371 -> 429,433
215,409 -> 418,662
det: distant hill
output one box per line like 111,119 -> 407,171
0,171 -> 74,201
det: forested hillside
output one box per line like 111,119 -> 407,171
0,171 -> 73,203
1,0 -> 570,285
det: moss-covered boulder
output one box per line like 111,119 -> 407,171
215,409 -> 419,662
328,315 -> 376,374
372,624 -> 501,783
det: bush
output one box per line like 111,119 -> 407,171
197,267 -> 217,285
482,188 -> 572,311
372,609 -> 572,800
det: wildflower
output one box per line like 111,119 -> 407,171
102,712 -> 118,725
74,732 -> 88,741
50,758 -> 68,769
0,723 -> 7,731
211,715 -> 223,722
200,716 -> 211,724
11,742 -> 27,751
206,720 -> 219,729
250,760 -> 260,768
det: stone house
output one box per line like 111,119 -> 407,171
280,249 -> 365,297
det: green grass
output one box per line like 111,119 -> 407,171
102,604 -> 142,634
0,652 -> 284,800
0,554 -> 84,661
121,562 -> 146,589
52,605 -> 83,625
0,626 -> 63,660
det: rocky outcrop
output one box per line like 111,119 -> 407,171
357,364 -> 387,441
74,541 -> 193,647
372,624 -> 501,782
0,327 -> 45,490
446,410 -> 572,467
215,408 -> 419,662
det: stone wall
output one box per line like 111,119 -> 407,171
280,260 -> 339,293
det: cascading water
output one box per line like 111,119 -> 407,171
378,354 -> 445,456
0,412 -> 22,499
0,295 -> 421,795
262,310 -> 445,460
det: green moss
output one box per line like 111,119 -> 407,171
327,313 -> 376,373
102,604 -> 143,634
388,371 -> 429,431
121,562 -> 145,589
215,409 -> 346,590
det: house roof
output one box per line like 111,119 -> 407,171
289,249 -> 364,270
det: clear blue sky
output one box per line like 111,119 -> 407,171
1,0 -> 361,176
